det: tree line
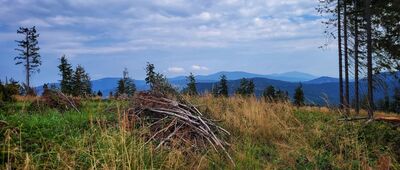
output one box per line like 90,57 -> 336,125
318,0 -> 400,118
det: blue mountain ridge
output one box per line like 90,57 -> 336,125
35,71 -> 400,105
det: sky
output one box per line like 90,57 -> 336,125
0,0 -> 338,86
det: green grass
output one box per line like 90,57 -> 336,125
1,99 -> 399,169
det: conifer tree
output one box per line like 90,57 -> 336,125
185,72 -> 197,96
14,26 -> 41,90
218,75 -> 228,97
97,90 -> 103,97
145,62 -> 175,95
263,85 -> 276,101
72,65 -> 91,97
236,78 -> 249,96
294,84 -> 305,106
145,62 -> 156,90
247,80 -> 255,95
117,68 -> 136,97
58,55 -> 73,94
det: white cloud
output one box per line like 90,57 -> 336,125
168,67 -> 185,73
191,65 -> 209,71
0,0 -> 325,54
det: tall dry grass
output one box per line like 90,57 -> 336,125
1,95 -> 399,169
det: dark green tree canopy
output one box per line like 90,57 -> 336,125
236,78 -> 255,97
263,85 -> 276,101
145,62 -> 176,95
116,68 -> 136,97
58,55 -> 73,95
97,90 -> 103,97
183,72 -> 198,96
216,75 -> 229,97
294,83 -> 305,106
72,65 -> 92,97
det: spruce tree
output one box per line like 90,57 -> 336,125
236,78 -> 249,96
218,75 -> 228,97
145,62 -> 175,95
58,55 -> 73,94
72,65 -> 91,97
116,68 -> 136,97
116,79 -> 125,97
14,26 -> 41,91
263,85 -> 276,101
97,90 -> 103,97
145,62 -> 156,90
185,72 -> 197,96
247,80 -> 255,96
294,84 -> 305,106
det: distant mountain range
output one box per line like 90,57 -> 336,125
36,71 -> 400,105
169,71 -> 317,82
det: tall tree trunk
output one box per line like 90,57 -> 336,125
354,0 -> 360,115
365,0 -> 374,118
338,0 -> 344,109
344,0 -> 350,115
25,33 -> 30,90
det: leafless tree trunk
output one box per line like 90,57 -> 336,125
365,0 -> 374,118
338,0 -> 344,109
354,0 -> 360,115
344,0 -> 350,115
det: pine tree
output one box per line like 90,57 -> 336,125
145,62 -> 175,95
294,84 -> 305,106
58,55 -> 73,94
82,72 -> 92,96
145,62 -> 156,90
72,65 -> 91,97
97,90 -> 103,97
247,80 -> 255,96
116,68 -> 136,97
236,78 -> 249,96
218,75 -> 228,97
185,72 -> 197,96
14,26 -> 41,91
116,79 -> 125,97
263,85 -> 276,101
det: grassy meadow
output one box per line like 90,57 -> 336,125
1,95 -> 399,169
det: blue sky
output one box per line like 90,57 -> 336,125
0,0 -> 338,86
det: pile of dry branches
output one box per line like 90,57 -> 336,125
126,92 -> 233,164
29,90 -> 81,113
